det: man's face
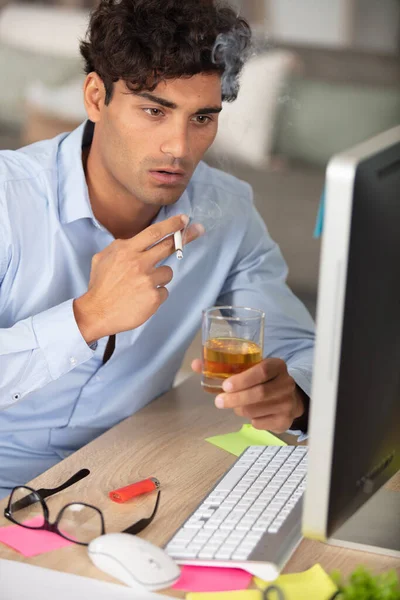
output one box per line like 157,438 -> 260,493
88,73 -> 222,207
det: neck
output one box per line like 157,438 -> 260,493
83,147 -> 160,240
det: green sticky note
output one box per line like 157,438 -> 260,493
254,564 -> 338,600
206,424 -> 286,457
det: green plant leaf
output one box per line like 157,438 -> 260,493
330,566 -> 400,600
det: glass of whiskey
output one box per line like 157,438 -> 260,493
201,306 -> 265,394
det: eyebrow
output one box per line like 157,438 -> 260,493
136,92 -> 223,115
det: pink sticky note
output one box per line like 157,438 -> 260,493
0,516 -> 74,556
172,565 -> 253,592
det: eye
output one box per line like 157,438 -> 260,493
193,115 -> 212,126
144,108 -> 164,117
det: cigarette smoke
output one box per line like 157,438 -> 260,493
211,22 -> 253,102
191,199 -> 223,232
180,197 -> 225,252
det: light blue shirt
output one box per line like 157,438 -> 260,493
0,122 -> 315,498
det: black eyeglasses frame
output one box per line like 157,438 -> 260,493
4,485 -> 106,546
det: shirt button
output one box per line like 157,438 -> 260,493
12,393 -> 21,401
69,357 -> 77,366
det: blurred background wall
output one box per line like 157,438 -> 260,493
0,1 -> 399,376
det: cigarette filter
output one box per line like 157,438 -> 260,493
174,230 -> 183,260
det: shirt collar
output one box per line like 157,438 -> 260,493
58,120 -> 97,225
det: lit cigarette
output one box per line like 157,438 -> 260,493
174,230 -> 183,260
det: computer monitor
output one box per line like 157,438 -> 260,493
303,126 -> 400,557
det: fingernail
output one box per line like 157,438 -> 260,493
215,395 -> 225,409
194,223 -> 205,237
181,214 -> 189,226
222,380 -> 233,392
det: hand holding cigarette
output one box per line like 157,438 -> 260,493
73,214 -> 204,344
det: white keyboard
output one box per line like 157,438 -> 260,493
165,445 -> 308,580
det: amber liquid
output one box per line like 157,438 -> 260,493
202,337 -> 262,393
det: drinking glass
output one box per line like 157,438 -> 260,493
201,306 -> 265,393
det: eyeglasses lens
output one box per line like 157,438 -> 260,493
57,503 -> 103,544
9,487 -> 45,527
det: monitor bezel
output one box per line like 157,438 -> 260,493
302,125 -> 400,541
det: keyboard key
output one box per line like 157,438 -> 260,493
184,522 -> 204,530
198,549 -> 217,559
214,468 -> 248,493
208,531 -> 230,545
268,525 -> 280,534
204,521 -> 222,530
215,549 -> 234,559
228,530 -> 247,541
220,521 -> 237,531
169,548 -> 199,558
232,549 -> 251,560
170,528 -> 198,542
193,529 -> 214,541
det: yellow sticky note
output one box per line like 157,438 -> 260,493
254,564 -> 338,600
186,591 -> 260,600
206,424 -> 286,457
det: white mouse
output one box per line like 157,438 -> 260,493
88,533 -> 181,592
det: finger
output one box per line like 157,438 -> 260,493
234,407 -> 246,418
145,222 -> 205,266
151,265 -> 174,288
157,286 -> 169,305
251,414 -> 292,434
216,375 -> 295,409
221,358 -> 286,393
131,214 -> 189,252
236,399 -> 291,420
191,359 -> 202,374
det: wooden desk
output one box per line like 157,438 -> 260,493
0,377 -> 399,596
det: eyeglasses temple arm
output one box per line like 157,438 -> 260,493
38,469 -> 90,498
122,491 -> 161,535
8,469 -> 91,513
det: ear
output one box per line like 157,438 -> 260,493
83,72 -> 107,123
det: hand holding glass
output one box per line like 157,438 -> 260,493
201,306 -> 265,393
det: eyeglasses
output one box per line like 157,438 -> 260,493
4,486 -> 161,545
4,485 -> 105,546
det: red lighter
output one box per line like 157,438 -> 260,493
108,477 -> 160,503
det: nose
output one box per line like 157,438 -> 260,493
160,124 -> 190,161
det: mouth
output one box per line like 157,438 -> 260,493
149,169 -> 187,185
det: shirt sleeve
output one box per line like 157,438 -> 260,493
0,183 -> 96,410
0,300 -> 96,410
216,186 -> 315,434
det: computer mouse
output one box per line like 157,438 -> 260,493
87,532 -> 181,591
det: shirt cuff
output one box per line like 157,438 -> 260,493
287,366 -> 311,399
32,299 -> 96,380
287,366 -> 312,440
287,429 -> 308,442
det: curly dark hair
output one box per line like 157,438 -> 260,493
80,0 -> 252,105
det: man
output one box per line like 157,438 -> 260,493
0,0 -> 315,498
